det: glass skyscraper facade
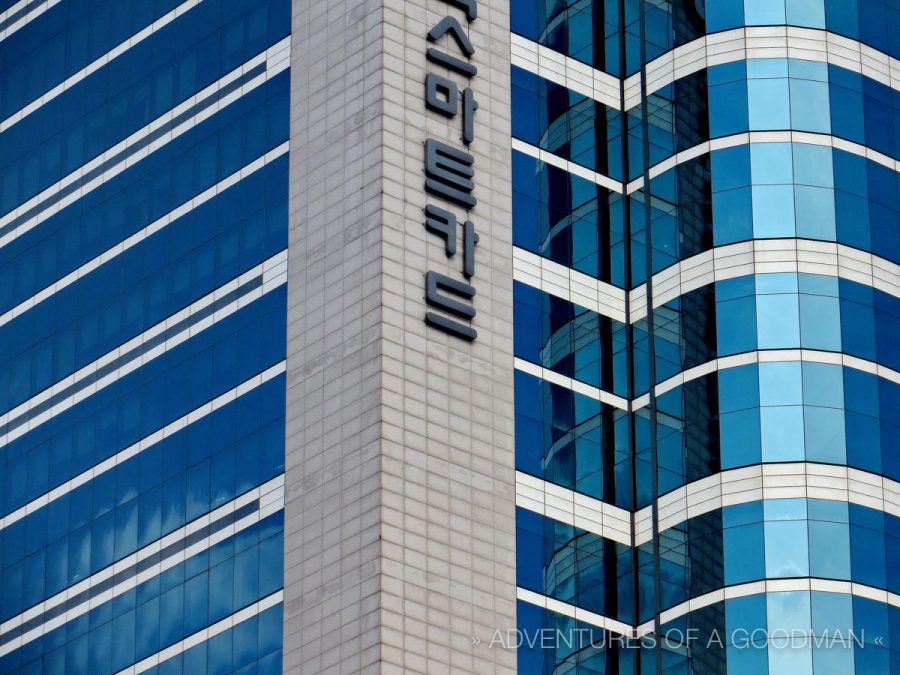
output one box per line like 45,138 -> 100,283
0,0 -> 289,672
1,0 -> 899,673
510,0 -> 900,673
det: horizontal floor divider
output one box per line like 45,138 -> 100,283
114,589 -> 284,675
0,250 -> 287,448
0,37 -> 290,251
0,475 -> 285,657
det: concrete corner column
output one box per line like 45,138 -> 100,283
284,0 -> 515,671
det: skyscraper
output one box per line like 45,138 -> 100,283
0,0 -> 897,674
511,0 -> 900,673
0,0 -> 291,671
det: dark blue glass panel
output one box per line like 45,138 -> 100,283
0,72 -> 289,310
1,289 -> 285,518
0,512 -> 283,673
0,0 -> 290,201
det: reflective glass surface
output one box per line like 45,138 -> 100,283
517,507 -> 633,622
511,0 -> 621,74
0,1 -> 289,671
641,361 -> 899,494
513,150 -> 627,285
510,2 -> 900,672
515,370 -> 631,507
512,66 -> 627,179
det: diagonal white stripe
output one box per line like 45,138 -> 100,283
0,0 -> 206,134
0,476 -> 285,656
0,0 -> 61,44
0,250 -> 288,448
0,360 -> 286,531
115,589 -> 285,675
0,141 -> 289,331
0,36 -> 290,251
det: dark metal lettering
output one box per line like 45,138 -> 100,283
426,47 -> 478,77
427,16 -> 475,57
420,2 -> 480,340
425,311 -> 477,340
425,271 -> 476,318
462,220 -> 478,278
424,204 -> 457,256
424,139 -> 476,208
461,87 -> 478,144
425,74 -> 459,117
425,271 -> 477,340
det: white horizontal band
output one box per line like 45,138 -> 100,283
115,589 -> 284,675
0,250 -> 288,448
632,349 -> 900,411
0,36 -> 291,251
513,246 -> 627,323
627,131 -> 900,194
513,29 -> 900,112
520,580 -> 900,640
516,471 -> 632,546
519,132 -> 899,215
512,138 -> 624,193
520,461 -> 899,549
639,578 -> 900,636
0,475 -> 285,656
516,236 -> 897,332
635,462 -> 900,546
629,238 -> 900,322
0,360 -> 287,532
517,587 -> 633,637
1,0 -> 207,134
514,357 -> 629,411
0,141 -> 289,331
511,33 -> 622,110
633,26 -> 900,109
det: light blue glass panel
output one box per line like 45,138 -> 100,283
790,79 -> 832,133
760,406 -> 806,461
786,0 -> 827,27
750,143 -> 793,185
758,271 -> 796,294
752,185 -> 796,237
768,637 -> 814,675
794,186 -> 836,239
793,144 -> 834,188
802,362 -> 844,407
811,591 -> 852,634
809,519 -> 851,578
800,293 -> 842,350
765,498 -> 807,521
757,294 -> 801,348
804,406 -> 847,463
767,590 -> 812,631
748,79 -> 791,130
765,520 -> 810,579
744,0 -> 787,25
759,362 -> 803,406
812,639 -> 855,675
748,58 -> 790,79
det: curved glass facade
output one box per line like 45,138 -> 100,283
511,0 -> 900,672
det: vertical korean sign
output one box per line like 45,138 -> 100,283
421,0 -> 480,341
